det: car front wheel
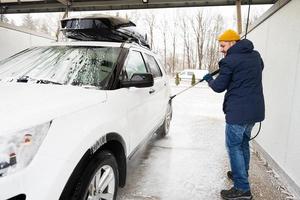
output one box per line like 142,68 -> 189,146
71,150 -> 119,200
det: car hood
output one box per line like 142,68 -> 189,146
0,83 -> 107,133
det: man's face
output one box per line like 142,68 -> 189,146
219,41 -> 236,55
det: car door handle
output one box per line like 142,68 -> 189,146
149,88 -> 156,94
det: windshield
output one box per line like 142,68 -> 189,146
0,46 -> 121,89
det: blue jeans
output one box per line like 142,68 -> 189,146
226,123 -> 255,191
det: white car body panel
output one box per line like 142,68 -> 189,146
0,41 -> 171,200
117,87 -> 153,149
0,83 -> 107,133
150,77 -> 169,126
0,85 -> 132,200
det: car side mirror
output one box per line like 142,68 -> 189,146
120,73 -> 154,88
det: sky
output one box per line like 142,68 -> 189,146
3,4 -> 272,70
6,4 -> 272,30
4,4 -> 272,53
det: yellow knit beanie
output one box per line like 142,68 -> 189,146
218,29 -> 241,41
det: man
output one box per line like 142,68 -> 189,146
203,29 -> 265,200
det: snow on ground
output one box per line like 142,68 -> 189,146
118,82 -> 294,200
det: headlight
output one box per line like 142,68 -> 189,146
0,122 -> 51,177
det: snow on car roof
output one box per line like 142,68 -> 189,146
34,41 -> 151,52
45,41 -> 123,48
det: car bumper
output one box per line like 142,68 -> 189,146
0,155 -> 72,200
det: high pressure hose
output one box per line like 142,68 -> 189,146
250,121 -> 261,141
244,0 -> 262,141
245,0 -> 252,39
169,69 -> 220,100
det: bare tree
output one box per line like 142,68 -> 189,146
187,25 -> 192,69
181,15 -> 192,70
171,19 -> 178,74
126,10 -> 141,25
48,13 -> 60,37
22,14 -> 36,31
186,32 -> 191,69
232,8 -> 263,35
144,13 -> 156,50
159,16 -> 170,72
0,14 -> 9,23
190,44 -> 196,69
205,14 -> 224,72
181,19 -> 186,70
40,21 -> 49,34
10,19 -> 16,26
191,9 -> 207,70
165,11 -> 180,75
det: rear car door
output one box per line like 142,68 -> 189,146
143,53 -> 169,128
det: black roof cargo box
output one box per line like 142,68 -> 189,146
61,14 -> 150,48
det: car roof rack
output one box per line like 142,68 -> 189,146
60,14 -> 150,49
120,37 -> 150,49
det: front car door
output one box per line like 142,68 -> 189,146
117,50 -> 154,152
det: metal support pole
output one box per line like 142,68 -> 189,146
62,6 -> 69,19
55,6 -> 69,41
0,6 -> 3,22
236,0 -> 242,34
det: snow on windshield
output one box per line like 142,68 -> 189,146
0,46 -> 121,88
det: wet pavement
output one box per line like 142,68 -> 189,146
118,83 -> 293,200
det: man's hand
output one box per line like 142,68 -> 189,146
203,73 -> 213,82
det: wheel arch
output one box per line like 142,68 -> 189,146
100,132 -> 127,187
59,132 -> 127,200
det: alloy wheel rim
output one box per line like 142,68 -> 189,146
86,165 -> 115,200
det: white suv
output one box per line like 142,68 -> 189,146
0,40 -> 172,200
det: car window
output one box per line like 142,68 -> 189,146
0,46 -> 121,89
119,51 -> 147,81
71,48 -> 119,88
187,72 -> 194,76
144,54 -> 162,78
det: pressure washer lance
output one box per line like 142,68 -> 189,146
169,68 -> 261,141
170,69 -> 220,100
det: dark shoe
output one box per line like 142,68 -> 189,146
221,187 -> 252,200
227,171 -> 233,180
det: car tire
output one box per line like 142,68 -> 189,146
71,150 -> 119,200
157,102 -> 172,138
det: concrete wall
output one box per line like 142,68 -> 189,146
247,0 -> 300,197
0,22 -> 55,60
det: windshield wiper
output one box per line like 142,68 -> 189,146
36,79 -> 62,85
17,76 -> 62,85
81,85 -> 102,90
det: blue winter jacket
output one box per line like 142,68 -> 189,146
208,39 -> 265,124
